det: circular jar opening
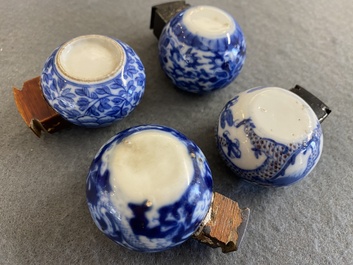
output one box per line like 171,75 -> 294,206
56,35 -> 124,82
183,6 -> 236,38
108,129 -> 194,208
249,87 -> 318,144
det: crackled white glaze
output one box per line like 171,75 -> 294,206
56,35 -> 124,82
183,6 -> 236,38
108,130 -> 193,209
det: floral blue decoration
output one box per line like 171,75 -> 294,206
158,6 -> 246,93
41,38 -> 145,127
86,125 -> 213,252
217,91 -> 323,187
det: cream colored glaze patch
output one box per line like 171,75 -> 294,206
183,6 -> 235,38
109,130 -> 193,208
249,87 -> 317,144
56,35 -> 124,82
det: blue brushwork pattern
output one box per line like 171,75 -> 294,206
41,39 -> 145,127
158,8 -> 246,93
217,98 -> 323,187
86,125 -> 213,252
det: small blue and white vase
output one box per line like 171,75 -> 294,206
86,125 -> 213,252
158,5 -> 246,93
217,87 -> 323,187
41,35 -> 145,127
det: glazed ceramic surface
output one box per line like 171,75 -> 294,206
41,35 -> 145,127
217,87 -> 323,187
158,5 -> 246,93
86,125 -> 213,252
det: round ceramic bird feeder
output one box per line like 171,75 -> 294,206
86,124 -> 250,253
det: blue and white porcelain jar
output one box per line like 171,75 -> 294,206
86,125 -> 213,252
217,87 -> 323,187
41,35 -> 145,127
158,5 -> 246,93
